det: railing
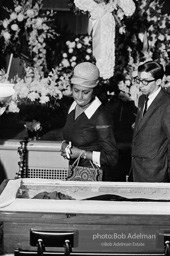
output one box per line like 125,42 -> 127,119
0,139 -> 69,181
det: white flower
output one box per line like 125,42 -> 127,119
8,101 -> 19,113
71,56 -> 77,61
166,35 -> 170,41
35,18 -> 43,29
158,34 -> 165,41
68,48 -> 73,53
160,19 -> 166,28
118,80 -> 125,91
74,0 -> 97,12
77,43 -> 82,49
86,48 -> 92,53
2,31 -> 11,41
117,0 -> 136,17
125,79 -> 131,86
0,69 -> 6,82
39,95 -> 50,104
117,9 -> 124,20
148,25 -> 154,32
2,19 -> 9,28
149,16 -> 157,22
61,59 -> 70,67
132,70 -> 138,78
17,13 -> 25,22
85,55 -> 90,60
11,24 -> 19,31
83,36 -> 91,45
63,53 -> 68,58
119,26 -> 126,34
71,61 -> 76,67
159,43 -> 166,51
15,6 -> 22,13
10,12 -> 17,20
26,9 -> 35,18
68,42 -> 76,48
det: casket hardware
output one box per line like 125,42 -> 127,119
66,214 -> 77,218
158,232 -> 170,256
30,229 -> 76,248
26,229 -> 76,256
14,249 -> 169,256
13,228 -> 170,256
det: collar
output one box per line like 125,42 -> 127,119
68,96 -> 102,119
147,87 -> 161,108
148,86 -> 161,101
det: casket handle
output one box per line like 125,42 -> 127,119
64,240 -> 72,256
158,232 -> 170,256
30,229 -> 76,256
165,241 -> 170,256
37,239 -> 45,256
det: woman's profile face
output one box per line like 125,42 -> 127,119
72,84 -> 93,108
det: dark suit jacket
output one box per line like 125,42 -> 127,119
131,89 -> 170,182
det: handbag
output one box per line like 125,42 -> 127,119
66,152 -> 103,181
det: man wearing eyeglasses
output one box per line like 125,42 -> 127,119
130,60 -> 170,182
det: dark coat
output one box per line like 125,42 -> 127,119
62,98 -> 118,181
131,89 -> 170,182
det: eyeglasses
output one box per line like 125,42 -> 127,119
135,77 -> 155,86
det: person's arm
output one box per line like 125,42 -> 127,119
162,104 -> 170,170
95,111 -> 118,168
60,141 -> 92,160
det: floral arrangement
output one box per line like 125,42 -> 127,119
8,66 -> 63,113
59,34 -> 94,69
0,32 -> 98,137
0,0 -> 57,73
7,33 -> 95,115
48,34 -> 96,95
4,65 -> 71,136
116,0 -> 170,106
69,0 -> 136,79
1,0 -> 169,115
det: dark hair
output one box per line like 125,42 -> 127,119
138,60 -> 164,80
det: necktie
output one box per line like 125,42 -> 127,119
143,96 -> 149,116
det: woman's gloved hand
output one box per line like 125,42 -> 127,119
60,141 -> 72,159
60,141 -> 85,160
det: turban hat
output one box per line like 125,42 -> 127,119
71,62 -> 100,88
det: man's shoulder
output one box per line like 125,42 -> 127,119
160,89 -> 170,104
162,88 -> 170,97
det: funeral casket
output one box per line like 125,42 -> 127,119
0,178 -> 170,256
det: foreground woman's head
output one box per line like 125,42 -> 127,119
71,62 -> 100,107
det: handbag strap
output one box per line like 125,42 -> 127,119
89,160 -> 101,171
70,152 -> 101,172
70,151 -> 84,168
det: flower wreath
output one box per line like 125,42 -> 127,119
69,0 -> 136,79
